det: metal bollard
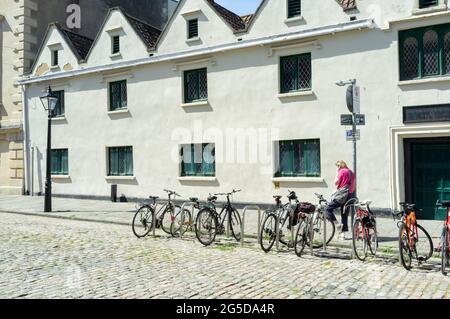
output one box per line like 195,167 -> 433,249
310,211 -> 316,256
152,203 -> 158,238
240,206 -> 261,247
323,211 -> 327,253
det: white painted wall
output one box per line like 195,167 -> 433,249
85,10 -> 149,68
24,0 -> 450,208
32,26 -> 81,75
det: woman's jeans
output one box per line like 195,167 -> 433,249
325,193 -> 356,232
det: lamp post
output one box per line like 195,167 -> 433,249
40,86 -> 58,212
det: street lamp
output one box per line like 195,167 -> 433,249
40,86 -> 58,212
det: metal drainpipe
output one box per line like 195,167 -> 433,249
21,84 -> 30,196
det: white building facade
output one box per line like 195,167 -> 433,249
19,0 -> 450,220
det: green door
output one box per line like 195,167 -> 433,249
411,142 -> 450,220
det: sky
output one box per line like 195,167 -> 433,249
216,0 -> 262,16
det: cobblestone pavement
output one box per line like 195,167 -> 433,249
0,213 -> 449,299
0,196 -> 444,255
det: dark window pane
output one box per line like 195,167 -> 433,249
277,140 -> 320,177
445,32 -> 450,74
181,143 -> 215,177
288,0 -> 301,18
184,69 -> 207,103
188,19 -> 198,39
423,30 -> 439,76
402,37 -> 419,80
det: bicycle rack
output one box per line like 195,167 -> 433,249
343,198 -> 360,258
240,206 -> 262,247
179,201 -> 198,239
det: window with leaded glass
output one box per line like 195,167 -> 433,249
188,19 -> 198,39
287,0 -> 301,18
51,90 -> 65,118
109,80 -> 127,111
181,143 -> 215,177
400,23 -> 450,80
51,149 -> 68,175
184,68 -> 208,103
419,0 -> 438,9
280,53 -> 311,93
108,146 -> 133,176
276,139 -> 321,177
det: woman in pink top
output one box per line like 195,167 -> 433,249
325,160 -> 356,240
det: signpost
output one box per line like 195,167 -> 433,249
338,79 -> 364,197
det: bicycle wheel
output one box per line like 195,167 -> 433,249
352,218 -> 368,261
159,205 -> 177,235
229,208 -> 242,242
368,225 -> 378,256
132,205 -> 154,238
414,224 -> 434,262
310,213 -> 335,249
442,228 -> 449,275
260,213 -> 277,253
399,223 -> 412,270
171,208 -> 192,237
294,219 -> 309,257
195,208 -> 218,246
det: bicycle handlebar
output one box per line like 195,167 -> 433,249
214,189 -> 242,196
163,189 -> 181,197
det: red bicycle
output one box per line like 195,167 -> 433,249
352,201 -> 378,261
436,200 -> 450,275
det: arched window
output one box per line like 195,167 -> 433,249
445,32 -> 450,75
423,30 -> 439,76
400,23 -> 450,80
402,37 -> 419,80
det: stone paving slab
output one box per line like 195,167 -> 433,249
0,196 -> 445,258
0,213 -> 448,299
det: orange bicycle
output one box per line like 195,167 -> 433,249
392,203 -> 433,270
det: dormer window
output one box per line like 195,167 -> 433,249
419,0 -> 438,9
51,49 -> 59,67
287,0 -> 301,18
112,35 -> 121,55
188,19 -> 198,39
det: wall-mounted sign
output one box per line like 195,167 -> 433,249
403,104 -> 450,124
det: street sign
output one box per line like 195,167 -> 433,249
341,114 -> 353,126
353,85 -> 361,114
355,114 -> 366,126
346,129 -> 360,141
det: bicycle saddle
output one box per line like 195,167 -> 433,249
441,201 -> 450,208
189,197 -> 199,203
273,195 -> 282,200
208,195 -> 218,202
360,200 -> 372,206
149,196 -> 159,200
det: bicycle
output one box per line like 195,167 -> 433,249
132,189 -> 183,238
195,190 -> 242,246
351,200 -> 378,261
436,200 -> 450,275
259,191 -> 298,253
170,197 -> 202,237
392,203 -> 434,270
294,193 -> 336,257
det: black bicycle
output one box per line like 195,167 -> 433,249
195,190 -> 242,246
132,189 -> 184,238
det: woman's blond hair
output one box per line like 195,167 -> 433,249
336,160 -> 348,169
